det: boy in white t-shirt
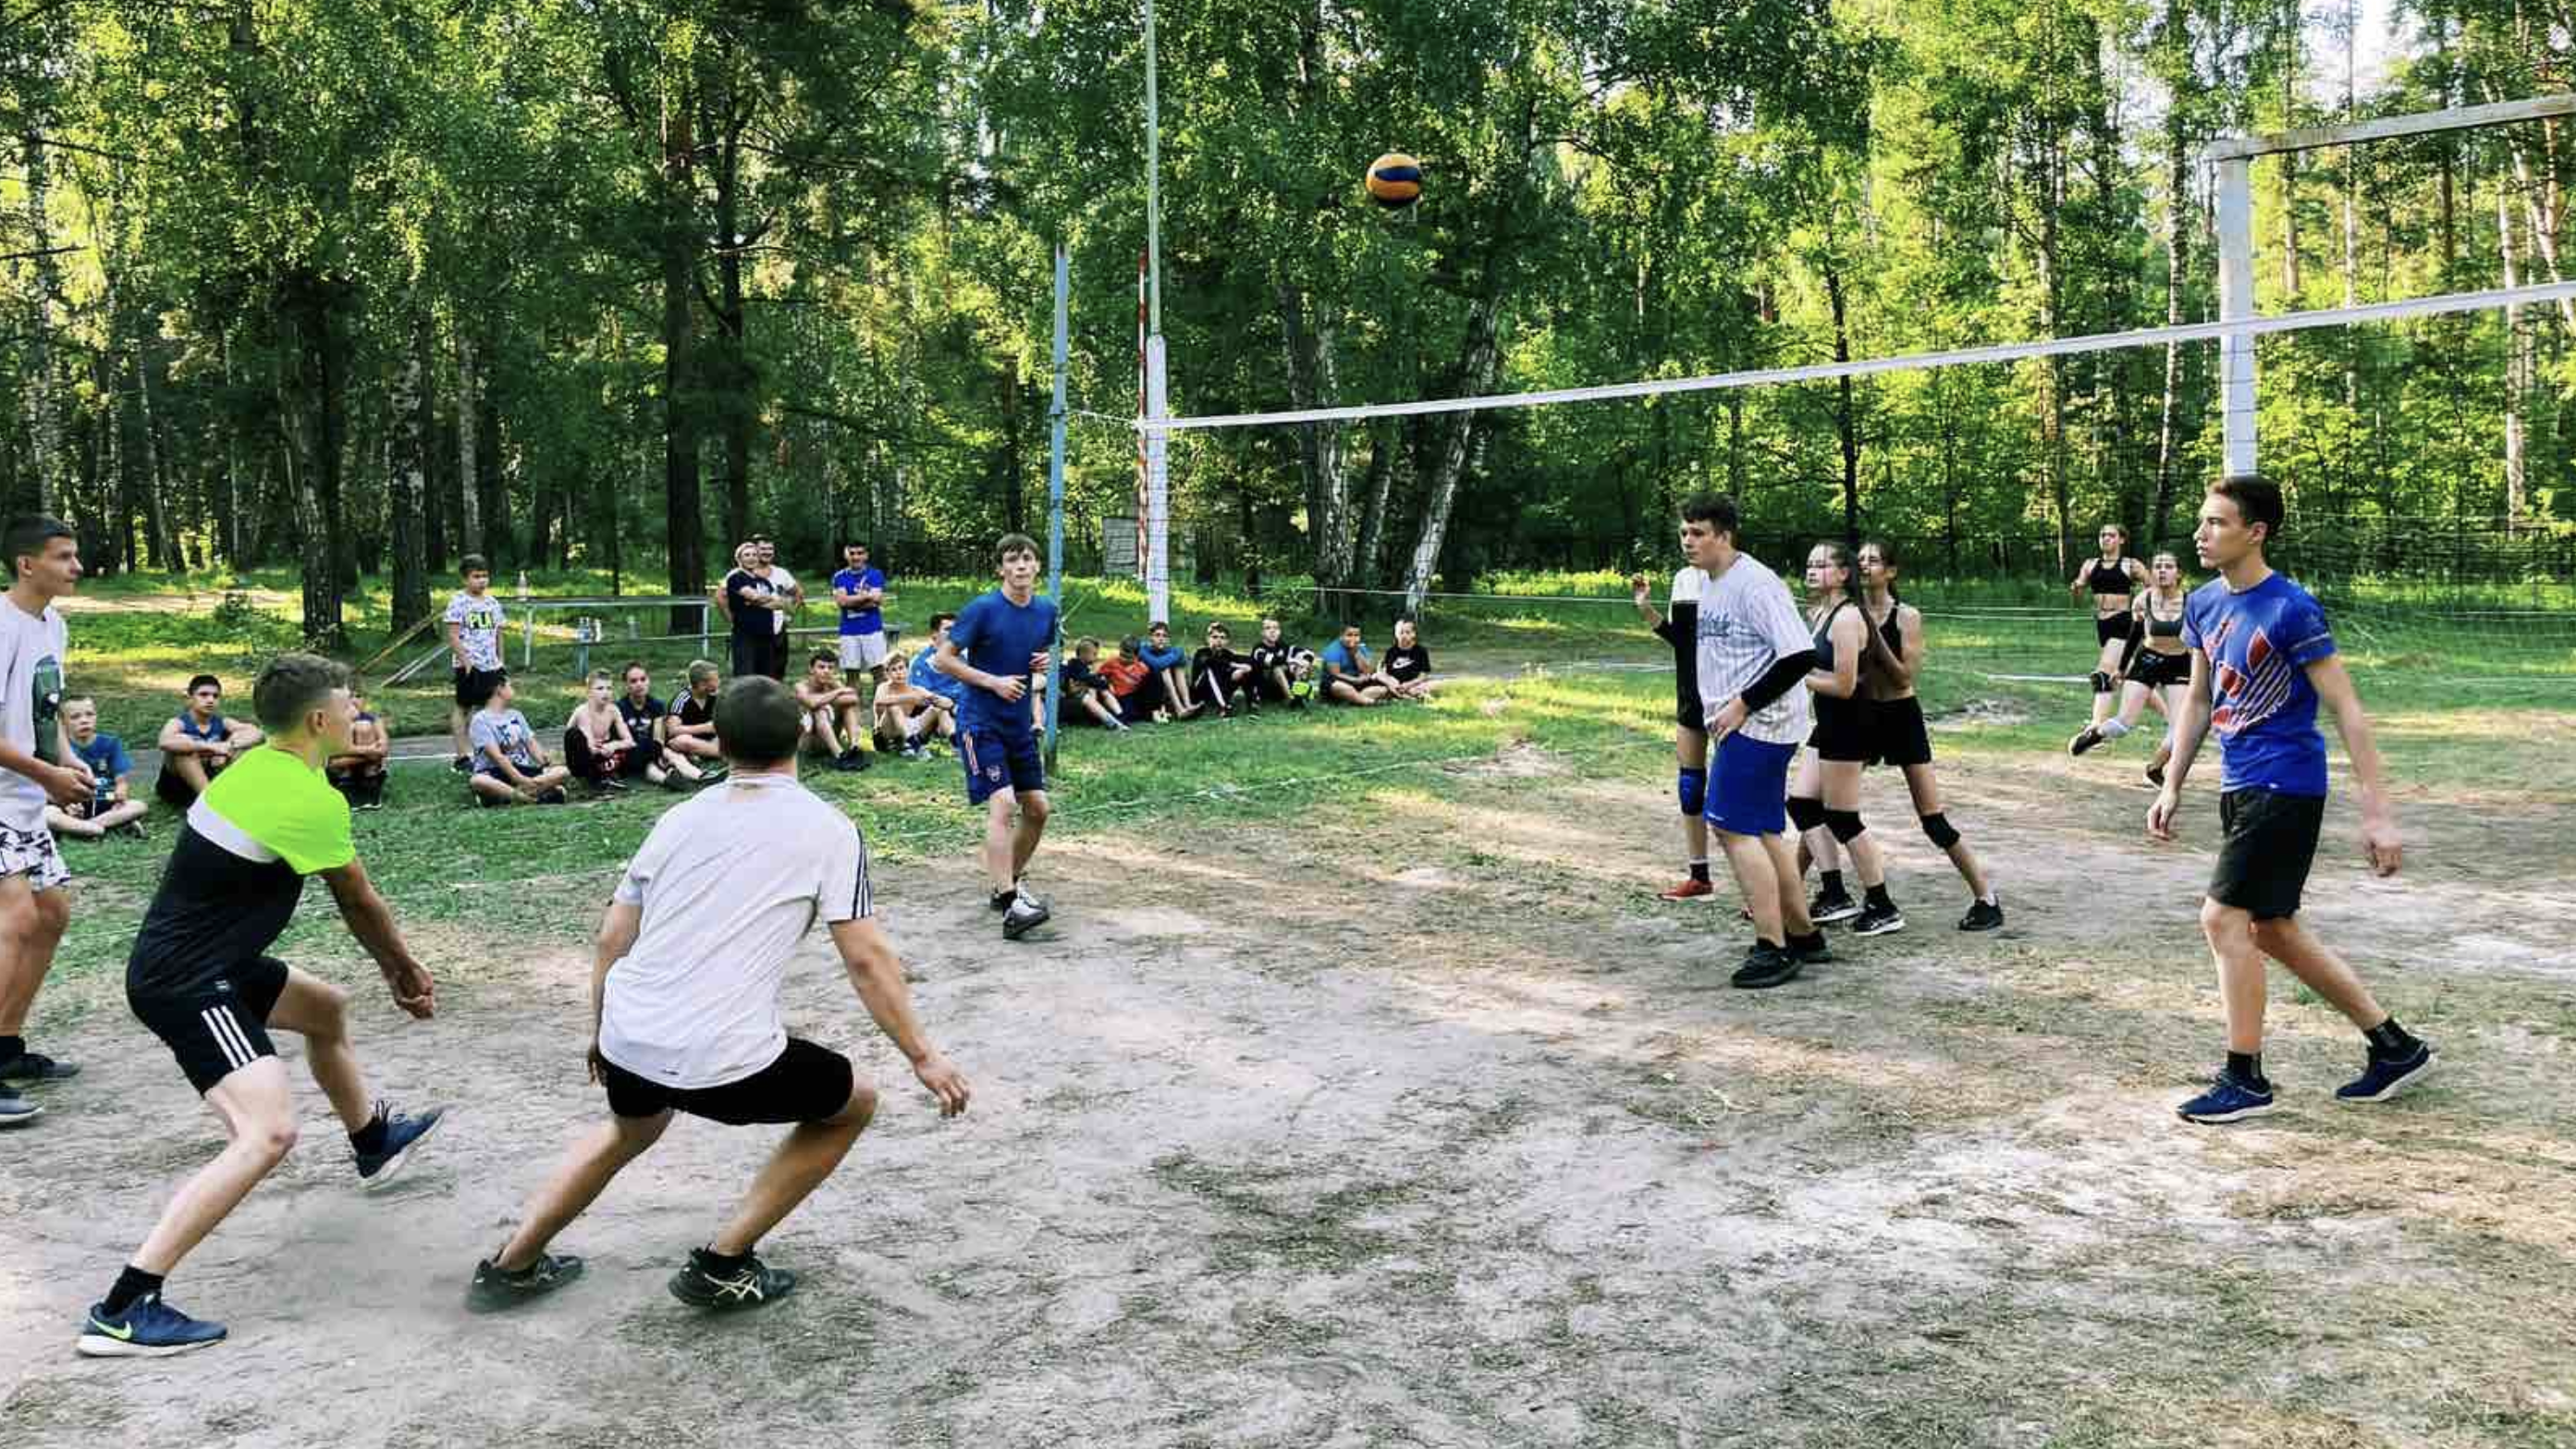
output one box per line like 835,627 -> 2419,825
0,515 -> 92,1121
468,675 -> 970,1315
444,555 -> 508,772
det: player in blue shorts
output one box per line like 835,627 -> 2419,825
934,534 -> 1058,941
2149,475 -> 2435,1124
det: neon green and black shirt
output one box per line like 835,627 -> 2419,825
128,744 -> 356,998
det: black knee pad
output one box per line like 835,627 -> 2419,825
2089,670 -> 2114,694
1824,808 -> 1868,843
1785,795 -> 1827,833
1920,813 -> 1960,850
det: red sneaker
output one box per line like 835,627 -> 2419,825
1658,877 -> 1716,902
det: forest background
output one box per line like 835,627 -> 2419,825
1,0 -> 2570,648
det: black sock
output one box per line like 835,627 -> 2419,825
696,1245 -> 750,1276
2364,1017 -> 2421,1060
1687,858 -> 1711,884
350,1111 -> 389,1156
1864,883 -> 1894,910
103,1265 -> 164,1317
0,1034 -> 22,1063
1787,930 -> 1824,952
1820,870 -> 1846,897
991,888 -> 1016,910
2225,1050 -> 2266,1087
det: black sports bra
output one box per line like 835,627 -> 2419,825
2142,595 -> 2185,640
1810,599 -> 1854,663
2087,559 -> 2133,596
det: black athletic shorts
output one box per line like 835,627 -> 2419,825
2129,648 -> 2190,690
131,955 -> 291,1096
454,666 -> 507,709
1809,694 -> 1872,762
2094,614 -> 2135,649
2210,789 -> 2326,921
1867,696 -> 1933,768
600,1037 -> 855,1125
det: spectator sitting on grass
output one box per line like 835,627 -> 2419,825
871,648 -> 958,758
1191,622 -> 1258,718
1381,617 -> 1438,702
1060,638 -> 1132,731
1137,621 -> 1204,719
565,669 -> 665,794
154,674 -> 265,807
47,697 -> 147,839
662,660 -> 729,780
467,675 -> 571,806
1317,625 -> 1392,706
326,684 -> 392,809
615,661 -> 709,787
1249,617 -> 1304,709
793,650 -> 871,771
1098,635 -> 1166,721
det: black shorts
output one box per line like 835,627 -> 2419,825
454,666 -> 507,709
2210,789 -> 2326,921
1809,695 -> 1872,762
2094,614 -> 2135,649
131,956 -> 291,1096
1867,696 -> 1933,768
153,764 -> 203,809
2129,648 -> 2190,690
600,1037 -> 854,1125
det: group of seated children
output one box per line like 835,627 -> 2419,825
1058,617 -> 1435,730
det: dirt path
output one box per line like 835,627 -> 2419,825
3,750 -> 2570,1447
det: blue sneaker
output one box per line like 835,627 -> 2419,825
2177,1073 -> 2275,1124
77,1295 -> 227,1357
352,1103 -> 445,1190
0,1085 -> 37,1126
2337,1043 -> 2437,1103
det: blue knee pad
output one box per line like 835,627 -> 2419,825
1677,767 -> 1707,817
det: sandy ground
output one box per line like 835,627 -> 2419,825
3,744 -> 2572,1448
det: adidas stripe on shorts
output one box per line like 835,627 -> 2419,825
130,955 -> 292,1096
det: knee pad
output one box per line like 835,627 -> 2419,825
1920,813 -> 1960,850
1824,808 -> 1868,844
2089,670 -> 2114,694
1676,767 -> 1708,817
1785,795 -> 1828,833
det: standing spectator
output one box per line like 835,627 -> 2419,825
1060,639 -> 1133,731
49,697 -> 147,840
445,555 -> 508,773
155,676 -> 266,809
1318,624 -> 1392,706
792,651 -> 871,771
664,661 -> 729,780
615,661 -> 709,787
467,676 -> 571,806
757,537 -> 801,680
1137,622 -> 1203,719
829,542 -> 890,695
1190,623 -> 1258,718
1380,618 -> 1437,701
718,543 -> 782,682
326,685 -> 391,811
872,649 -> 958,756
0,515 -> 91,1120
1248,617 -> 1304,708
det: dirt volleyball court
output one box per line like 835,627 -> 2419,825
4,743 -> 2572,1448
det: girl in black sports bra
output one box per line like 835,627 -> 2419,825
2068,522 -> 2150,732
1785,542 -> 1898,932
2069,549 -> 2190,779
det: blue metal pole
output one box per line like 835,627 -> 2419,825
1044,243 -> 1071,770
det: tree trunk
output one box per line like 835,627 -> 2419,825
1401,291 -> 1503,617
2037,131 -> 2073,576
2277,0 -> 2300,299
1821,249 -> 1862,547
476,389 -> 507,564
2150,5 -> 2192,549
2501,190 -> 2531,530
1353,414 -> 1398,593
18,129 -> 66,516
715,139 -> 754,548
454,327 -> 484,556
389,313 -> 432,629
660,80 -> 708,630
281,284 -> 350,650
1278,282 -> 1355,589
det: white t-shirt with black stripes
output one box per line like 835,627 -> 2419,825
1695,552 -> 1815,747
599,771 -> 873,1089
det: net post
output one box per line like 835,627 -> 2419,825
1045,242 -> 1071,769
2215,154 -> 2258,478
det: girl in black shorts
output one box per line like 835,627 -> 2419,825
2069,550 -> 2190,780
2068,523 -> 2150,732
1851,538 -> 2004,932
1785,543 -> 1901,934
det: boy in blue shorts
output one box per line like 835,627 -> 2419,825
934,535 -> 1057,941
2150,475 -> 2434,1124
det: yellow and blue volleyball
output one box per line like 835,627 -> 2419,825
1365,153 -> 1422,207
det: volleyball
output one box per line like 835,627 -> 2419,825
1365,153 -> 1422,207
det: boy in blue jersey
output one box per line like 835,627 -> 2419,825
934,537 -> 1057,941
2149,475 -> 2434,1124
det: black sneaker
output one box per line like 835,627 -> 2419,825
1850,902 -> 1907,937
2068,725 -> 2104,756
1787,931 -> 1834,965
1957,898 -> 2005,932
467,1252 -> 586,1314
538,786 -> 570,805
2143,763 -> 2165,788
1002,896 -> 1051,940
669,1249 -> 797,1311
450,755 -> 472,775
1729,942 -> 1802,990
0,1050 -> 79,1084
1808,889 -> 1861,926
695,763 -> 730,786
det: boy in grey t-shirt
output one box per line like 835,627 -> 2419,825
445,555 -> 509,771
0,514 -> 93,1118
465,677 -> 571,806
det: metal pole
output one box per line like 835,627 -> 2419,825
1143,0 -> 1162,335
1141,0 -> 1171,624
2215,155 -> 2258,477
1045,244 -> 1070,770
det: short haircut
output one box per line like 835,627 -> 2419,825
1393,616 -> 1417,632
61,694 -> 93,713
843,539 -> 869,553
686,658 -> 720,687
1679,494 -> 1742,539
995,533 -> 1039,564
251,653 -> 350,733
1260,616 -> 1281,629
713,675 -> 803,767
929,611 -> 958,631
1074,636 -> 1099,655
810,648 -> 838,668
187,673 -> 222,694
2210,473 -> 2285,540
621,659 -> 650,678
586,669 -> 613,686
460,553 -> 490,576
3,515 -> 74,578
1148,620 -> 1170,632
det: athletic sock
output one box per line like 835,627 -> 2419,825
1864,883 -> 1894,911
0,1035 -> 21,1063
990,888 -> 1016,911
102,1265 -> 164,1317
696,1246 -> 751,1277
2098,719 -> 2131,739
350,1111 -> 390,1156
1820,870 -> 1846,898
2364,1017 -> 2422,1060
1787,930 -> 1826,954
1687,858 -> 1711,884
2224,1050 -> 2267,1088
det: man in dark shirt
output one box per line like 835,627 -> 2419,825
80,654 -> 443,1359
1189,621 -> 1259,718
1247,618 -> 1302,707
718,543 -> 783,682
934,534 -> 1058,940
1380,618 -> 1435,701
664,661 -> 729,781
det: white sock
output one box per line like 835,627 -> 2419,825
2098,719 -> 2131,740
